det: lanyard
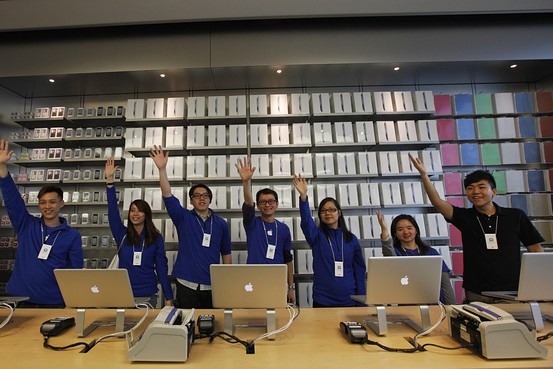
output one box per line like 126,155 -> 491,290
476,215 -> 498,235
261,220 -> 278,246
41,224 -> 61,247
195,212 -> 213,235
327,231 -> 344,263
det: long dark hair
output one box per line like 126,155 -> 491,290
317,197 -> 353,242
390,214 -> 430,255
126,199 -> 161,247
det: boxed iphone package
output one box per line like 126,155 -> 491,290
270,94 -> 289,115
146,98 -> 165,119
166,97 -> 185,118
126,99 -> 145,119
187,96 -> 206,118
208,96 -> 226,117
228,95 -> 246,116
249,94 -> 268,116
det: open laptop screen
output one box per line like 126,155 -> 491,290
54,269 -> 137,308
210,264 -> 288,309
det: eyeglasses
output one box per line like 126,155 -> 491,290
258,199 -> 277,206
191,193 -> 211,199
320,208 -> 338,214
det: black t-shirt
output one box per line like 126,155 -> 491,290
448,203 -> 544,293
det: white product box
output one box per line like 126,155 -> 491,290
293,154 -> 313,177
228,124 -> 247,147
291,93 -> 310,115
270,124 -> 290,145
173,187 -> 185,207
361,215 -> 380,240
414,91 -> 435,112
374,91 -> 394,113
397,120 -> 418,142
208,96 -> 226,117
343,216 -> 361,237
313,122 -> 333,144
126,99 -> 145,119
165,127 -> 184,149
279,217 -> 294,239
334,122 -> 355,143
49,127 -> 64,138
228,95 -> 247,116
50,107 -> 65,118
210,186 -> 227,210
166,156 -> 184,180
359,183 -> 380,207
123,188 -> 143,210
144,127 -> 164,147
208,125 -> 226,147
378,151 -> 400,175
124,158 -> 144,180
376,121 -> 397,143
316,184 -> 336,204
272,154 -> 291,177
332,92 -> 352,113
103,148 -> 112,158
250,94 -> 268,116
228,155 -> 243,179
416,120 -> 439,142
186,126 -> 205,147
292,123 -> 311,145
143,158 -> 159,180
250,154 -> 270,177
498,117 -> 517,139
114,147 -> 123,160
187,96 -> 206,118
146,98 -> 165,119
421,150 -> 443,174
186,156 -> 206,179
270,94 -> 289,115
393,91 -> 415,112
250,124 -> 269,146
338,183 -> 359,206
493,92 -> 515,114
47,148 -> 62,159
399,151 -> 418,174
356,152 -> 378,176
144,188 -> 163,210
380,182 -> 402,206
295,250 -> 314,274
125,128 -> 144,149
294,218 -> 307,241
39,128 -> 49,139
273,185 -> 293,209
165,219 -> 178,243
401,182 -> 425,205
166,97 -> 185,118
353,92 -> 373,113
505,170 -> 527,193
336,152 -> 357,175
500,143 -> 524,164
208,155 -> 227,178
229,186 -> 245,210
423,181 -> 446,204
426,213 -> 449,238
71,191 -> 81,203
231,218 -> 247,242
312,93 -> 331,115
315,153 -> 335,176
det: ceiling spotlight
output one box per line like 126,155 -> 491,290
160,73 -> 166,78
510,64 -> 518,69
276,69 -> 282,74
394,67 -> 400,71
48,78 -> 55,83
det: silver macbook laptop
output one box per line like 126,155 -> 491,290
210,264 -> 288,309
54,269 -> 137,308
482,253 -> 553,301
353,256 -> 442,305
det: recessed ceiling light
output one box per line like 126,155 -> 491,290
48,78 -> 55,83
276,69 -> 282,74
510,64 -> 518,69
160,73 -> 166,78
394,67 -> 400,71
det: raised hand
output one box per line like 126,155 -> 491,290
104,157 -> 118,181
149,145 -> 169,170
408,153 -> 427,176
235,156 -> 256,182
376,210 -> 389,240
292,174 -> 308,197
0,140 -> 14,165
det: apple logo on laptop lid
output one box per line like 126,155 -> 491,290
244,283 -> 254,292
90,285 -> 100,294
400,275 -> 409,286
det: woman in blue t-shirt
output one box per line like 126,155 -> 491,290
377,211 -> 455,305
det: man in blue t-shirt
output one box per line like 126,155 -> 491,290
236,157 -> 295,303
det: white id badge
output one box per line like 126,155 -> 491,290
202,233 -> 211,247
334,261 -> 344,277
485,234 -> 498,250
266,244 -> 276,260
133,252 -> 142,265
38,244 -> 52,260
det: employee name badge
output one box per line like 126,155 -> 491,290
266,244 -> 276,260
334,261 -> 344,277
202,233 -> 211,247
133,252 -> 142,266
485,233 -> 498,250
38,244 -> 52,260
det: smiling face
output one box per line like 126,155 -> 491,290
38,192 -> 64,226
465,179 -> 496,209
318,199 -> 341,229
189,187 -> 211,213
257,193 -> 278,219
394,219 -> 417,245
128,203 -> 146,227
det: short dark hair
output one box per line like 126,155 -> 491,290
38,185 -> 63,200
188,184 -> 212,199
463,170 -> 496,189
256,188 -> 278,204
